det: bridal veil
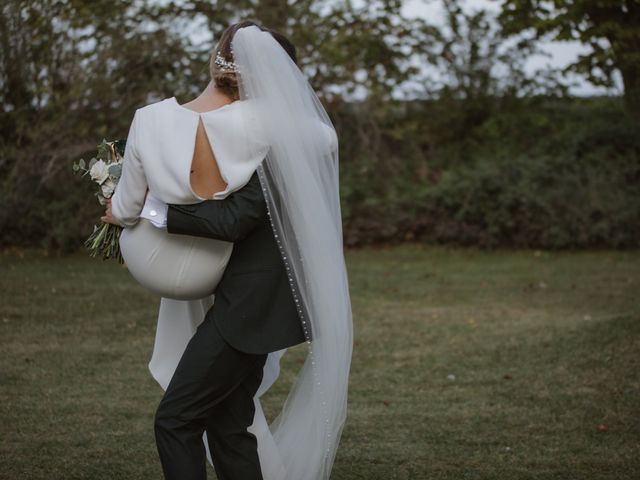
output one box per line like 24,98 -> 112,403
232,25 -> 353,479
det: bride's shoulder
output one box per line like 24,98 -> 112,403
135,97 -> 175,117
129,98 -> 185,133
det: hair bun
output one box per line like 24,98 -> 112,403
209,21 -> 298,101
210,58 -> 239,100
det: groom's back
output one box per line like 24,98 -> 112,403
189,172 -> 307,354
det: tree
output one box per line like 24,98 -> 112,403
0,0 -> 429,248
141,0 -> 427,101
498,0 -> 640,118
0,0 -> 201,247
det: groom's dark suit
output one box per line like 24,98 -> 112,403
153,171 -> 306,480
167,170 -> 307,354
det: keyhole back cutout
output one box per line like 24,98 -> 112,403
189,117 -> 228,199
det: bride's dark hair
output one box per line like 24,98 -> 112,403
210,21 -> 298,100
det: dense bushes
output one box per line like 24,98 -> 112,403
1,96 -> 638,251
340,97 -> 640,248
3,2 -> 637,252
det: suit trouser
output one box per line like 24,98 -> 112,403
154,309 -> 268,480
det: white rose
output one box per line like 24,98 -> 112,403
89,159 -> 109,184
101,178 -> 116,198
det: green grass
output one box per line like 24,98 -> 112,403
1,246 -> 639,479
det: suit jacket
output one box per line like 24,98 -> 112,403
166,171 -> 307,354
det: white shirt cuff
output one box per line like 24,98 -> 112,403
140,191 -> 168,228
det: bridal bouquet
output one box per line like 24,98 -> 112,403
72,139 -> 126,263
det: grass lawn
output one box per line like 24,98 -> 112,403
1,246 -> 639,479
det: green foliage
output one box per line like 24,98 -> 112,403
0,0 -> 636,251
139,0 -> 427,100
498,0 -> 640,117
0,0 -> 203,249
429,97 -> 640,248
341,97 -> 640,249
0,0 -> 427,251
434,2 -> 556,98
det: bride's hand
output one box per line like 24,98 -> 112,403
101,198 -> 120,226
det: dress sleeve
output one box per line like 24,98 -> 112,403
111,110 -> 147,228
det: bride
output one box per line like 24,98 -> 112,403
102,21 -> 352,480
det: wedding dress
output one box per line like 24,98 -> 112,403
110,96 -> 288,477
112,96 -> 268,300
112,24 -> 352,480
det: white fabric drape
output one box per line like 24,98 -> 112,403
232,25 -> 353,480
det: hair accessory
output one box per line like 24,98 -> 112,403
214,51 -> 237,72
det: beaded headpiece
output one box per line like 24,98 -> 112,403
214,51 -> 237,73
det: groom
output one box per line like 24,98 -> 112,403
154,170 -> 306,480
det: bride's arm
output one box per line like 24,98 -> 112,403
110,110 -> 148,227
166,171 -> 267,242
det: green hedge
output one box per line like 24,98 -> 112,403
340,97 -> 640,248
1,96 -> 638,251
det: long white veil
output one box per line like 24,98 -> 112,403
232,25 -> 353,479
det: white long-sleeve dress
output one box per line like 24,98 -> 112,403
110,97 -> 287,478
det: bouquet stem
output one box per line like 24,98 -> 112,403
84,223 -> 124,263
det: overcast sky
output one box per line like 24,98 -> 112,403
400,0 -> 622,96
